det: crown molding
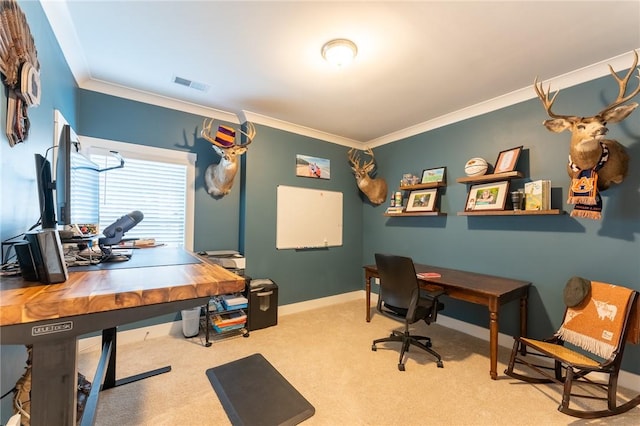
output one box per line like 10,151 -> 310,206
41,2 -> 637,149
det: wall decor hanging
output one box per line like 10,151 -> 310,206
493,146 -> 522,174
201,119 -> 256,197
534,50 -> 639,219
347,147 -> 388,205
296,154 -> 330,179
1,0 -> 41,146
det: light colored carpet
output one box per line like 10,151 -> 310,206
78,299 -> 640,425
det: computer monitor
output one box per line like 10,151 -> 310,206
55,124 -> 100,227
34,153 -> 56,229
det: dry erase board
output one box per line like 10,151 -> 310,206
276,185 -> 343,249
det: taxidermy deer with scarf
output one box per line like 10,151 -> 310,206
534,50 -> 639,219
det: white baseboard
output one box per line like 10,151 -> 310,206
78,290 -> 640,392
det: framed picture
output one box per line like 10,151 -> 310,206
406,189 -> 438,212
421,166 -> 446,184
465,181 -> 509,211
296,154 -> 330,179
494,146 -> 522,174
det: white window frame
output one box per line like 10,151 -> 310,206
78,136 -> 196,251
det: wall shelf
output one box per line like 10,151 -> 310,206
457,209 -> 564,216
456,171 -> 523,184
399,181 -> 447,191
384,211 -> 446,217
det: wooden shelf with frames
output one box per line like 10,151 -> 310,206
457,171 -> 564,216
456,171 -> 523,184
399,181 -> 447,191
384,211 -> 446,217
458,209 -> 563,216
385,179 -> 447,217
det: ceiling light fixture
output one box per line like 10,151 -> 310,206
321,39 -> 357,67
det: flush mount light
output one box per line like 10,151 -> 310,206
321,39 -> 358,67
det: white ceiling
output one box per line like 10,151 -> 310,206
42,1 -> 640,147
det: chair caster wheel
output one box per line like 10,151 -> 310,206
372,345 -> 377,351
437,361 -> 444,368
398,364 -> 405,371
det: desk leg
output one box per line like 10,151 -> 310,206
488,299 -> 499,380
102,327 -> 171,390
365,271 -> 372,322
31,339 -> 78,426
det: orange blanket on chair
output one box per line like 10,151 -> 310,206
556,282 -> 635,360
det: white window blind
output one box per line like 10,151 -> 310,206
80,137 -> 196,250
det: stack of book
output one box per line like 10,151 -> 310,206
221,294 -> 248,310
524,180 -> 551,211
210,310 -> 247,333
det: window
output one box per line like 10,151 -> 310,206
80,137 -> 196,250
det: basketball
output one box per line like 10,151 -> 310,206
464,157 -> 488,177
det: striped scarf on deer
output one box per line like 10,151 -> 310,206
567,142 -> 608,220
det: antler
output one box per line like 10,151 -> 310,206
600,50 -> 640,115
533,77 -> 575,120
348,147 -> 375,170
201,119 -> 256,148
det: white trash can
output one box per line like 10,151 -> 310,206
181,307 -> 201,337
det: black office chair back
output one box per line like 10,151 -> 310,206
375,253 -> 419,311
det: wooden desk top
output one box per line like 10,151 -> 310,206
364,263 -> 530,298
0,256 -> 244,327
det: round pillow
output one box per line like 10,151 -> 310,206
464,157 -> 488,177
563,276 -> 591,307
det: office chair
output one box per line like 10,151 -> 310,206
372,253 -> 445,371
505,279 -> 640,418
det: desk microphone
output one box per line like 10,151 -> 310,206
99,210 -> 143,247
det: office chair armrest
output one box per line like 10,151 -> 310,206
421,289 -> 445,300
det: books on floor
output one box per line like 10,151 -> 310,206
524,180 -> 550,210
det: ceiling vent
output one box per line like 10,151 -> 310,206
172,75 -> 210,92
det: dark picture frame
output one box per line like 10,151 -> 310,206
421,166 -> 446,184
465,181 -> 509,211
406,189 -> 438,212
494,146 -> 523,174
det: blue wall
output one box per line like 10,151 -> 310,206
364,75 -> 640,373
242,125 -> 364,305
0,1 -> 78,420
1,1 -> 639,422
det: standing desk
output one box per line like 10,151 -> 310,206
363,263 -> 530,380
0,248 -> 245,426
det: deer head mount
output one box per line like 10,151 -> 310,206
201,119 -> 256,197
347,147 -> 388,205
534,50 -> 639,192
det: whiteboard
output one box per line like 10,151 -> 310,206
276,185 -> 343,249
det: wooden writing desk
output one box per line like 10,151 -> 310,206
0,248 -> 245,426
363,264 -> 530,380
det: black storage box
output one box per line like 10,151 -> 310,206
246,279 -> 278,331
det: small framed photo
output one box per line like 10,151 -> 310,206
421,166 -> 446,184
494,146 -> 523,174
296,154 -> 330,179
406,189 -> 438,212
465,181 -> 510,211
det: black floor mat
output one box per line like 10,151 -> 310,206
206,353 -> 315,426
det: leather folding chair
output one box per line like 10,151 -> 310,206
505,279 -> 640,418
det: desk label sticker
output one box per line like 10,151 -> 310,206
32,321 -> 73,336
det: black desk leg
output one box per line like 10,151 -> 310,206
31,338 -> 78,426
101,327 -> 171,390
